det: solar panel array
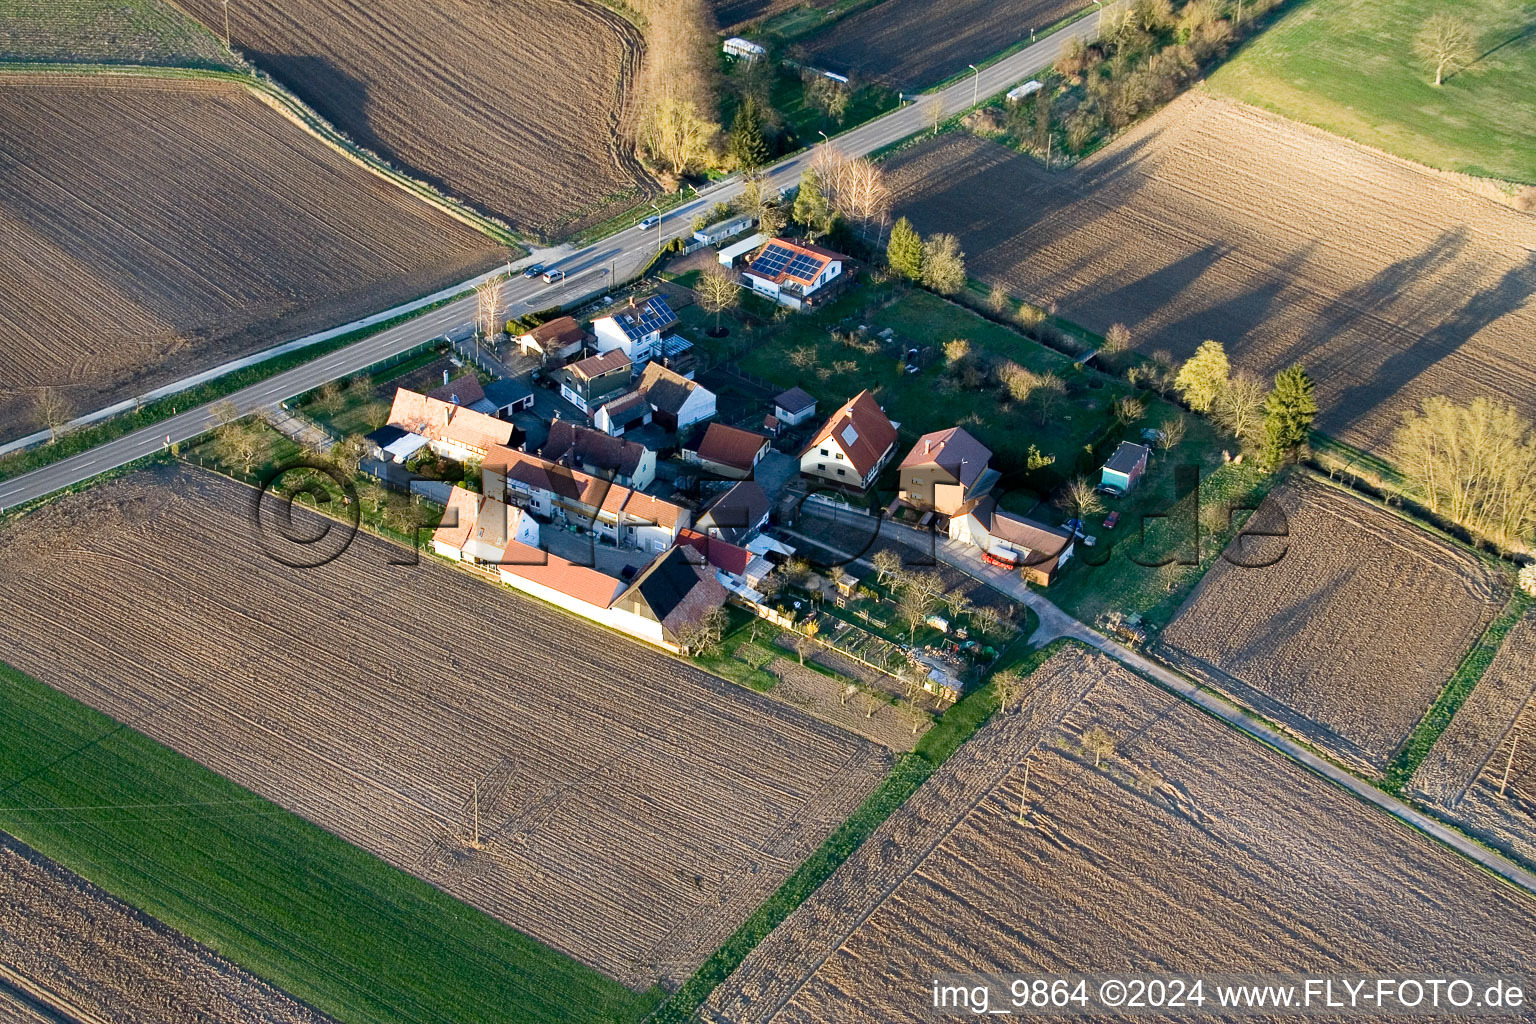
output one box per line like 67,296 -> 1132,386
750,243 -> 824,282
617,296 -> 677,341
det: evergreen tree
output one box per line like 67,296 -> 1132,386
1260,363 -> 1318,469
729,94 -> 769,171
792,167 -> 834,240
886,216 -> 924,281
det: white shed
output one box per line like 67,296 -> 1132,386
723,37 -> 766,60
717,232 -> 766,267
1007,80 -> 1044,102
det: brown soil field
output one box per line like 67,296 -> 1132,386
0,464 -> 891,990
712,0 -> 822,30
0,831 -> 332,1024
764,654 -> 926,751
171,0 -> 651,238
0,75 -> 504,444
1157,476 -> 1505,773
885,91 -> 1536,449
1412,610 -> 1536,869
706,646 -> 1536,1024
803,0 -> 1087,88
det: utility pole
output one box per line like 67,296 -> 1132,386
222,0 -> 231,49
472,779 -> 481,846
651,201 -> 663,255
1500,730 -> 1522,798
969,64 -> 980,108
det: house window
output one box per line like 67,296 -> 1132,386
818,463 -> 826,472
837,468 -> 845,476
819,447 -> 829,456
835,452 -> 844,460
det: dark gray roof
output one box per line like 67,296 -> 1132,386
484,378 -> 533,408
365,424 -> 410,448
702,480 -> 770,543
774,387 -> 817,414
1104,441 -> 1151,474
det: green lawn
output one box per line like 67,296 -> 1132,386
0,0 -> 237,67
0,664 -> 661,1024
1209,0 -> 1536,183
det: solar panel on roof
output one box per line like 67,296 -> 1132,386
751,243 -> 796,276
784,252 -> 823,281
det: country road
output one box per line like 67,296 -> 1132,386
0,16 -> 1103,512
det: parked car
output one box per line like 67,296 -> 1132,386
523,263 -> 544,278
1095,483 -> 1126,498
639,214 -> 661,230
1141,427 -> 1167,446
542,269 -> 566,283
1103,511 -> 1120,530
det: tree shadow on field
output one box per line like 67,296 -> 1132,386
245,51 -> 387,162
1147,241 -> 1321,362
1321,242 -> 1536,439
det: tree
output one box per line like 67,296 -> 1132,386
1082,725 -> 1117,767
920,233 -> 966,295
886,217 -> 924,280
330,433 -> 370,477
805,74 -> 849,124
1174,339 -> 1230,413
871,548 -> 903,586
33,387 -> 72,443
992,668 -> 1025,713
212,421 -> 262,475
1031,87 -> 1055,164
1212,369 -> 1267,440
944,587 -> 973,620
1414,13 -> 1476,87
729,93 -> 769,170
987,284 -> 1010,314
1156,414 -> 1187,451
1111,395 -> 1146,427
1260,363 -> 1318,469
1054,475 -> 1105,522
922,95 -> 944,135
1102,322 -> 1131,354
695,264 -> 740,332
641,95 -> 720,178
971,603 -> 1002,639
791,167 -> 834,240
840,157 -> 889,234
1393,395 -> 1536,546
997,360 -> 1041,403
476,278 -> 503,340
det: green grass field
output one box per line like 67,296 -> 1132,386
0,663 -> 661,1024
0,0 -> 238,67
1209,0 -> 1536,184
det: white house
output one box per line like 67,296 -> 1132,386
432,487 -> 541,564
799,389 -> 898,490
741,238 -> 849,311
592,295 -> 678,366
949,497 -> 1074,587
772,386 -> 818,427
593,391 -> 652,437
516,315 -> 587,361
636,362 -> 715,432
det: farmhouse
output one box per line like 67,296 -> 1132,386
800,389 -> 897,490
635,361 -> 716,431
427,373 -> 495,414
516,315 -> 587,361
697,479 -> 771,545
387,388 -> 515,461
741,238 -> 850,310
690,423 -> 771,479
593,391 -> 652,436
676,529 -> 773,604
542,419 -> 656,490
593,295 -> 678,366
609,546 -> 729,651
772,386 -> 818,427
484,445 -> 689,553
432,486 -> 540,564
896,426 -> 997,517
557,349 -> 633,415
1101,440 -> 1151,493
949,497 -> 1075,586
693,213 -> 753,246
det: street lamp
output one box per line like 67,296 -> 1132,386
1093,0 -> 1103,34
650,201 -> 663,254
969,64 -> 980,108
222,0 -> 231,48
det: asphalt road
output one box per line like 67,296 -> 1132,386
0,17 -> 1101,512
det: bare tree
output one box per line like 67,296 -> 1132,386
1414,13 -> 1476,86
1156,414 -> 1187,451
1111,395 -> 1146,427
898,586 -> 937,643
33,387 -> 72,443
971,603 -> 1002,638
1102,322 -> 1132,353
922,95 -> 945,135
992,667 -> 1025,712
1213,369 -> 1267,441
841,157 -> 890,236
987,283 -> 1010,314
210,399 -> 241,426
943,587 -> 973,620
862,689 -> 882,719
1054,475 -> 1105,522
476,278 -> 504,339
871,548 -> 902,587
1082,725 -> 1117,767
695,264 -> 740,332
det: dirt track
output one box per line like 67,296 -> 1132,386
0,465 -> 890,990
707,646 -> 1536,1023
0,75 -> 504,444
1157,476 -> 1505,773
886,91 -> 1536,449
0,831 -> 332,1024
171,0 -> 653,237
804,0 -> 1087,88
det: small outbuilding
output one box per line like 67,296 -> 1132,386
694,214 -> 754,246
483,378 -> 535,416
1101,441 -> 1151,493
772,386 -> 818,427
723,36 -> 766,60
717,232 -> 766,268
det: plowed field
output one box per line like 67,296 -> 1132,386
803,0 -> 1088,88
885,91 -> 1536,448
0,832 -> 333,1024
1158,477 -> 1505,773
707,647 -> 1536,1023
0,75 -> 504,443
171,0 -> 651,238
1412,609 -> 1536,868
0,465 -> 890,990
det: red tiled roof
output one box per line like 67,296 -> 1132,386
432,486 -> 480,551
498,540 -> 626,608
524,316 -> 586,349
695,423 -> 769,472
898,426 -> 992,489
804,389 -> 897,479
388,388 -> 513,455
427,374 -> 486,407
676,528 -> 752,577
569,349 -> 631,381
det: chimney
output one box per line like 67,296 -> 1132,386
924,438 -> 931,455
443,369 -> 450,386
